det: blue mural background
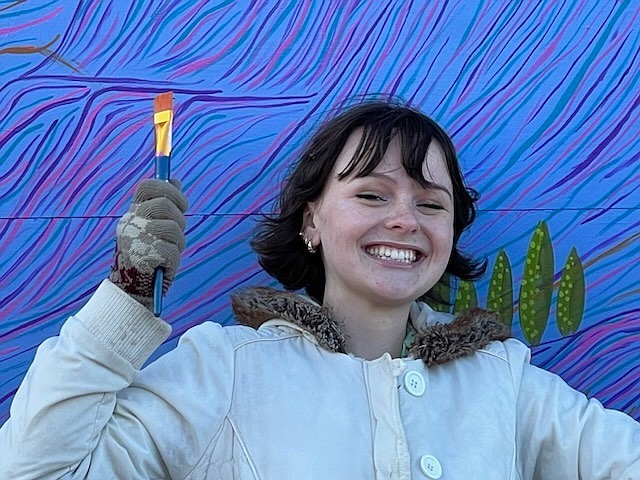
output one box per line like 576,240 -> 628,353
1,0 -> 639,422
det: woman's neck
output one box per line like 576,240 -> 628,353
326,298 -> 411,360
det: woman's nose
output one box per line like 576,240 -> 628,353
384,201 -> 419,233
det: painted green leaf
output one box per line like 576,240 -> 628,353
454,280 -> 478,314
518,221 -> 554,345
556,246 -> 585,336
487,249 -> 513,331
423,273 -> 452,313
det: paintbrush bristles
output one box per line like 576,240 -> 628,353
154,92 -> 173,113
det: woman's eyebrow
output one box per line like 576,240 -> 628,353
363,172 -> 453,200
424,183 -> 453,200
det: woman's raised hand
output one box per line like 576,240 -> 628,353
108,178 -> 188,310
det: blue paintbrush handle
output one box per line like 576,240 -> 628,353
153,268 -> 164,317
155,155 -> 171,182
153,155 -> 171,317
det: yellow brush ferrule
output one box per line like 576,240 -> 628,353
154,110 -> 173,156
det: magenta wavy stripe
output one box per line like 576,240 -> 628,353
533,311 -> 640,412
0,221 -> 113,326
232,3 -> 308,88
0,6 -> 62,35
450,3 -> 636,186
276,4 -> 346,90
1,88 -> 313,219
480,9 -> 636,207
251,3 -> 318,89
466,83 -> 638,243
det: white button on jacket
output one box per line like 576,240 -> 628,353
419,454 -> 442,479
403,370 -> 426,397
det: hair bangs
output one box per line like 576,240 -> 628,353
397,120 -> 437,189
336,115 -> 437,189
335,125 -> 390,180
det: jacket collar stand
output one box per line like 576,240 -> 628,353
231,287 -> 509,367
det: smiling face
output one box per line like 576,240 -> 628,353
304,130 -> 455,311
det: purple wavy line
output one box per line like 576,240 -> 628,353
276,3 -> 343,90
589,262 -> 634,290
9,88 -> 262,217
0,147 -> 29,189
72,1 -> 100,44
170,4 -> 228,55
0,346 -> 19,356
606,149 -> 640,178
454,3 -> 549,107
432,2 -> 503,113
61,133 -> 143,215
0,76 -> 177,100
22,223 -> 77,305
307,3 -> 363,86
367,1 -> 412,76
15,90 -> 116,216
184,117 -> 276,207
521,101 -> 637,209
175,0 -> 210,29
484,2 -> 553,76
0,118 -> 59,206
0,222 -> 25,279
169,2 -> 262,78
409,39 -> 450,105
454,16 -> 570,147
56,123 -> 149,212
171,93 -> 316,214
535,310 -> 640,364
534,32 -> 634,154
0,284 -> 96,341
452,1 -> 499,53
0,5 -> 63,35
0,222 -> 59,311
322,3 -> 396,89
84,14 -> 122,73
452,3 -> 603,172
528,14 -> 640,167
230,2 -> 284,86
542,92 -> 640,195
583,185 -> 640,224
2,86 -> 85,143
114,3 -> 158,69
172,264 -> 264,337
532,310 -> 640,409
244,2 -> 312,89
71,3 -> 112,65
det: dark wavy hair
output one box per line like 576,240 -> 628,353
252,99 -> 485,303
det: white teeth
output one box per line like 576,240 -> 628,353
365,246 -> 418,263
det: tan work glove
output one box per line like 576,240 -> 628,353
109,178 -> 188,310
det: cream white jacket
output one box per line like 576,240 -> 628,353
0,280 -> 639,479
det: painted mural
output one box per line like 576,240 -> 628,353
1,0 -> 639,424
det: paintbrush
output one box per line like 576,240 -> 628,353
153,91 -> 173,317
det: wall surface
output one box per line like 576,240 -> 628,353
1,0 -> 639,422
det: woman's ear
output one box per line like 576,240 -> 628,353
301,201 -> 320,247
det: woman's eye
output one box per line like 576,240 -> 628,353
356,193 -> 384,201
418,202 -> 445,210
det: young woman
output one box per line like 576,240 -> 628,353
1,100 -> 638,479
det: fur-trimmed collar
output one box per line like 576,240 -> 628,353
231,287 -> 510,367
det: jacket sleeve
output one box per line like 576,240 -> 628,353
0,280 -> 235,479
506,339 -> 640,479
